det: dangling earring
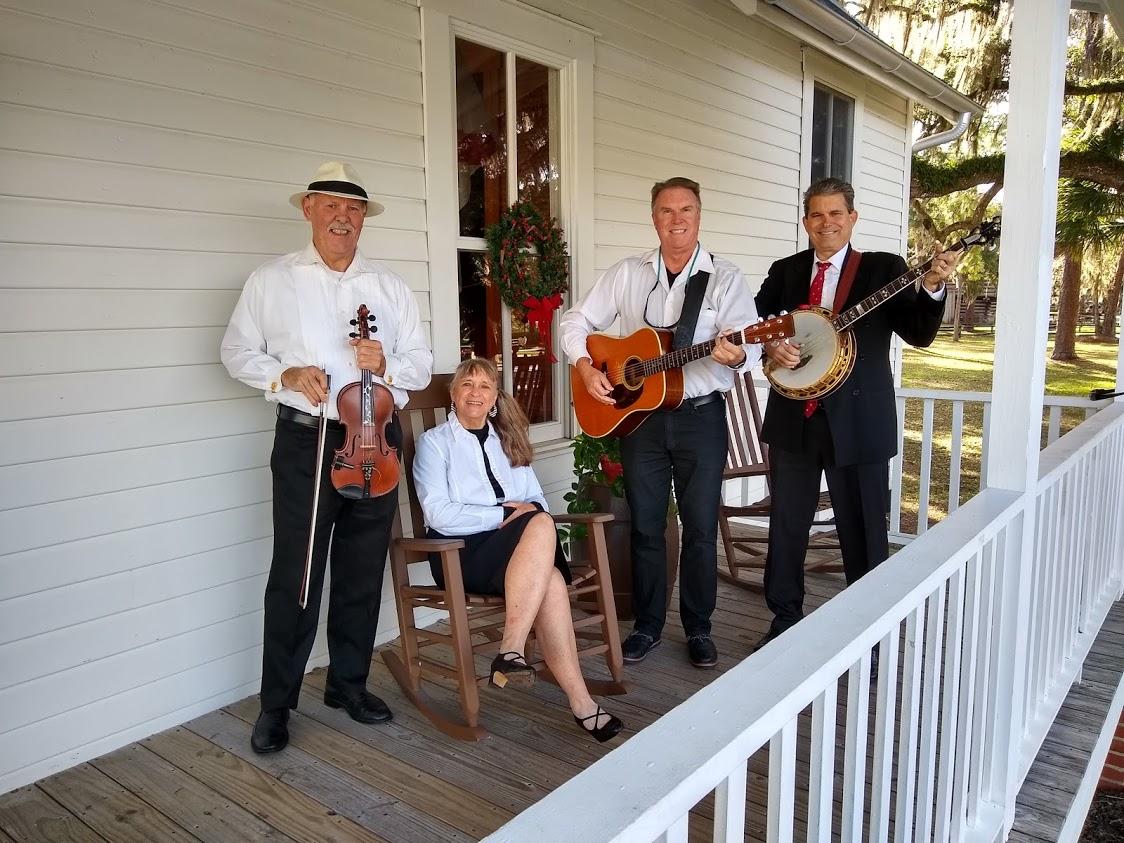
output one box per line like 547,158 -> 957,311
488,404 -> 498,418
449,403 -> 456,415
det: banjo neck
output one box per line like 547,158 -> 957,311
830,246 -> 966,333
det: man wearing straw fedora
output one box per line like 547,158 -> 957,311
221,162 -> 433,753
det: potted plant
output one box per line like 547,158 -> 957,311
564,433 -> 679,620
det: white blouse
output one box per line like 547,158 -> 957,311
413,414 -> 549,536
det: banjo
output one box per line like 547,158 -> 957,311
764,217 -> 1001,401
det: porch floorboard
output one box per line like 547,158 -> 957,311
1009,599 -> 1124,843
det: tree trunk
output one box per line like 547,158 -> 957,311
1052,246 -> 1082,360
952,288 -> 963,342
1095,250 -> 1124,340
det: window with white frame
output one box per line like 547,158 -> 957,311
810,83 -> 854,183
454,38 -> 561,425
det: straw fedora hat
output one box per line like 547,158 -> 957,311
289,161 -> 384,217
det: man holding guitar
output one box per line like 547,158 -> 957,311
560,177 -> 761,669
754,177 -> 961,654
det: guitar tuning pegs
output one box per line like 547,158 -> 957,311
349,319 -> 357,326
349,332 -> 358,339
367,314 -> 376,322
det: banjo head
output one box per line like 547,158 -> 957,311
764,308 -> 853,400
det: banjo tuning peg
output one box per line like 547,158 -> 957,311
348,332 -> 358,339
349,319 -> 357,326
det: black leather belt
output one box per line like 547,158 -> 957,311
277,403 -> 342,430
676,391 -> 721,411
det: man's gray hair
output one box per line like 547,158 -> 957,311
651,177 -> 702,210
803,178 -> 855,215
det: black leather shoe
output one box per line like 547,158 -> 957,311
621,631 -> 661,663
687,634 -> 718,668
250,708 -> 289,754
323,688 -> 393,724
574,706 -> 624,743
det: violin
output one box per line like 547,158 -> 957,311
331,304 -> 400,499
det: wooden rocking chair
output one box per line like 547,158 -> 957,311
718,372 -> 843,590
381,375 -> 627,740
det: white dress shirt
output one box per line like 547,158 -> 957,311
413,414 -> 549,536
559,246 -> 761,399
815,245 -> 946,308
220,243 -> 433,414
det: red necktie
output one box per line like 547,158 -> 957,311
803,261 -> 832,418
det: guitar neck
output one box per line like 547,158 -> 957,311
639,327 -> 752,377
831,243 -> 967,332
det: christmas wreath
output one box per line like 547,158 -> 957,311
481,201 -> 570,360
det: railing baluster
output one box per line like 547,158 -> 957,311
891,395 -> 906,534
712,761 -> 747,843
1050,474 -> 1070,675
894,607 -> 924,843
918,400 -> 935,534
869,627 -> 900,843
948,401 -> 964,513
808,683 -> 837,842
952,548 -> 984,839
934,569 -> 966,842
915,584 -> 946,843
969,539 -> 997,820
657,813 -> 689,843
980,402 -> 992,490
843,654 -> 872,842
1026,489 -> 1049,727
767,720 -> 797,843
1047,404 -> 1062,444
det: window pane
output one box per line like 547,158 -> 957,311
810,86 -> 831,183
829,94 -> 853,181
515,57 -> 559,221
456,39 -> 507,237
457,250 -> 500,362
511,304 -> 554,425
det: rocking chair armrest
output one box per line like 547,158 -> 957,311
553,512 -> 614,525
396,536 -> 466,553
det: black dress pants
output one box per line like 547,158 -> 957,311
764,410 -> 889,633
620,397 -> 728,638
260,417 -> 397,712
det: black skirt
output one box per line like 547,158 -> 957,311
427,510 -> 572,596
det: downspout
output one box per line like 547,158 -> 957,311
912,111 -> 972,152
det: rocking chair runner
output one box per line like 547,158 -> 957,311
718,371 -> 843,589
382,374 -> 627,740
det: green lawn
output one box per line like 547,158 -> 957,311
896,329 -> 1119,533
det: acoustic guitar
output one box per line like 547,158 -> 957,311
571,315 -> 795,438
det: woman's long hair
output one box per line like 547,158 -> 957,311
451,357 -> 534,467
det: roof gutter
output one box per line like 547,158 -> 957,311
733,0 -> 982,125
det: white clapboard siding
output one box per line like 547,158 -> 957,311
0,0 -> 425,793
0,0 -> 921,796
518,0 -> 807,291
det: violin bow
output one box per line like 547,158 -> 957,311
299,372 -> 331,609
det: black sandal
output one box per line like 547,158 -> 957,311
490,651 -> 535,688
574,706 -> 623,743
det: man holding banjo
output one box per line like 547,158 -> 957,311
754,177 -> 961,652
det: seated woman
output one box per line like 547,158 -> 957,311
413,358 -> 623,743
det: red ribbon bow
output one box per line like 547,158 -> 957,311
522,293 -> 563,362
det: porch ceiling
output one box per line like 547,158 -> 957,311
1074,0 -> 1124,39
729,0 -> 983,124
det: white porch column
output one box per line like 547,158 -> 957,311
985,0 -> 1070,833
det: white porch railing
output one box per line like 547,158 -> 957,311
484,403 -> 1124,842
889,389 -> 1108,541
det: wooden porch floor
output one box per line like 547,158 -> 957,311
1,538 -> 1115,842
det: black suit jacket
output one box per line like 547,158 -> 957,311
754,248 -> 945,466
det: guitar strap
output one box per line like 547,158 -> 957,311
671,270 -> 711,350
831,247 -> 863,313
